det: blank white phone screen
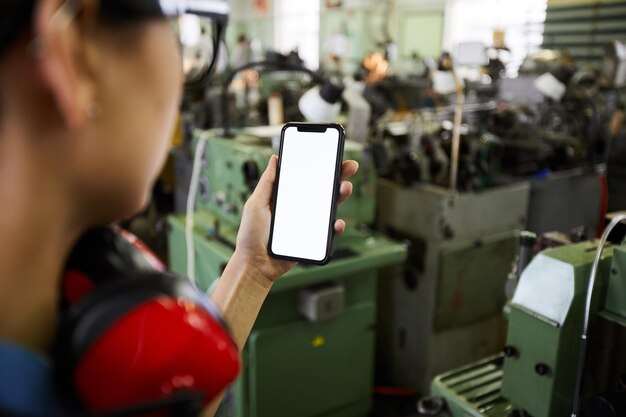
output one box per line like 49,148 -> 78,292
271,126 -> 340,262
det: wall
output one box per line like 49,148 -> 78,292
319,0 -> 446,65
228,0 -> 448,68
227,0 -> 275,56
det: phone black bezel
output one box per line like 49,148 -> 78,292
267,122 -> 346,265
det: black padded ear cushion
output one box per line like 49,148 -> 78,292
60,227 -> 162,311
53,272 -> 190,411
64,227 -> 143,283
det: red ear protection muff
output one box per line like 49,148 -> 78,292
55,227 -> 240,416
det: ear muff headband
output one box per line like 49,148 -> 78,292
54,273 -> 239,413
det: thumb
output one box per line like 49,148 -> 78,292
250,155 -> 278,205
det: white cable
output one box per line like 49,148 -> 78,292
185,134 -> 208,287
571,214 -> 626,417
207,278 -> 220,296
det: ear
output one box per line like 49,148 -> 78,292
33,0 -> 94,129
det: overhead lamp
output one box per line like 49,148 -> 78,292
298,80 -> 344,123
534,72 -> 567,102
221,53 -> 343,136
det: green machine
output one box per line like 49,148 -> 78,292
167,129 -> 407,417
429,238 -> 626,417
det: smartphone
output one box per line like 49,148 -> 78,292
268,123 -> 345,265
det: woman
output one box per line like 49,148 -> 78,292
0,0 -> 358,415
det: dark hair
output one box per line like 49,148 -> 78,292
0,0 -> 163,124
0,0 -> 164,58
0,1 -> 35,57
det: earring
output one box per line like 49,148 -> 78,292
86,103 -> 102,119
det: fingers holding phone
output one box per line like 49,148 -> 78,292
234,125 -> 358,283
268,123 -> 349,265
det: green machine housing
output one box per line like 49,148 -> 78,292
168,130 -> 407,417
430,242 -> 626,417
195,132 -> 376,229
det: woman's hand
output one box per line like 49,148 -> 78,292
232,155 -> 359,285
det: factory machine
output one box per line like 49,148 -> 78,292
374,178 -> 530,395
426,230 -> 626,417
370,103 -> 603,396
167,129 -> 407,417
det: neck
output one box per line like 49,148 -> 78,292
0,123 -> 83,354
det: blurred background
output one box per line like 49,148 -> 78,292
127,1 -> 626,416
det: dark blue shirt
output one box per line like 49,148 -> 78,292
0,342 -> 61,417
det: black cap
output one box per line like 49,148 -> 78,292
319,80 -> 344,104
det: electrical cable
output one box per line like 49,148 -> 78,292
180,17 -> 227,287
596,167 -> 609,238
571,213 -> 626,417
184,21 -> 225,91
185,134 -> 209,288
221,60 -> 324,137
